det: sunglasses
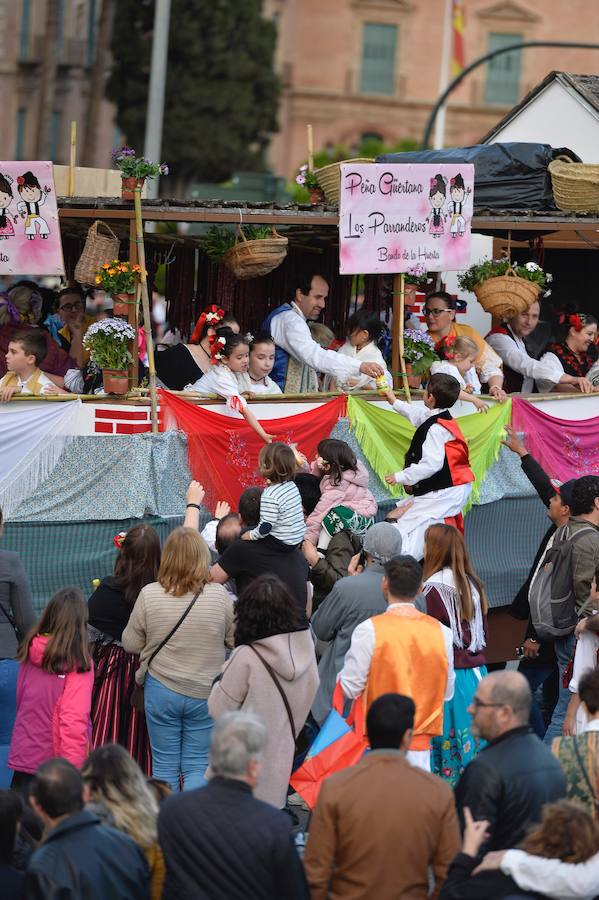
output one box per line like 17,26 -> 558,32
424,307 -> 451,318
59,302 -> 83,312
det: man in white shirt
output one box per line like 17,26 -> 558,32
262,272 -> 383,393
339,554 -> 454,771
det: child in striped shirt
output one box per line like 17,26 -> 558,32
242,442 -> 306,546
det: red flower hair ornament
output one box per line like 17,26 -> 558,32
209,333 -> 227,364
113,531 -> 126,550
190,304 -> 225,344
16,176 -> 25,186
559,313 -> 585,332
439,334 -> 457,360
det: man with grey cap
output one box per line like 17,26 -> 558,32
310,523 -> 404,724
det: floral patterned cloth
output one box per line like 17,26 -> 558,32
552,730 -> 599,817
431,665 -> 487,786
546,341 -> 594,378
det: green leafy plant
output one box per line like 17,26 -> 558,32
83,319 -> 135,370
201,225 -> 275,260
111,147 -> 168,180
295,164 -> 320,190
405,264 -> 432,287
457,258 -> 551,293
403,329 -> 439,375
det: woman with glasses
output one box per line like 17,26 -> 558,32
52,287 -> 95,369
423,291 -> 506,401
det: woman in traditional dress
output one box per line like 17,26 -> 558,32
546,312 -> 598,386
88,524 -> 161,774
156,305 -> 239,391
422,523 -> 488,785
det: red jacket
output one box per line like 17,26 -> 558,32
8,635 -> 93,773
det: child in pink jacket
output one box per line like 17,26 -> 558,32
8,587 -> 93,789
305,439 -> 377,546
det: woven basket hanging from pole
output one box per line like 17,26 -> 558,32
74,220 -> 120,285
223,226 -> 288,280
473,230 -> 539,320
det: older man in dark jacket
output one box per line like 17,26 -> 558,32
158,711 -> 308,900
454,671 -> 566,854
25,758 -> 150,900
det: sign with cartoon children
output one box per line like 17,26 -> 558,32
338,163 -> 474,275
0,162 -> 64,276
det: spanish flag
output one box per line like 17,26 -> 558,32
451,0 -> 465,76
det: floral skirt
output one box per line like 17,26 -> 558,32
91,642 -> 152,775
431,665 -> 486,786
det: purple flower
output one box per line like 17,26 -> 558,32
159,163 -> 169,175
296,175 -> 306,185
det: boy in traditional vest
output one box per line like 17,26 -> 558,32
339,555 -> 454,771
0,330 -> 60,401
383,372 -> 475,561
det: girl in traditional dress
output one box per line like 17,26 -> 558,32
547,312 -> 598,383
426,173 -> 447,238
0,174 -> 16,239
431,335 -> 489,412
422,523 -> 488,784
88,524 -> 161,774
185,328 -> 273,443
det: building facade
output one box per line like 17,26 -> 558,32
263,0 -> 599,178
0,0 -> 116,167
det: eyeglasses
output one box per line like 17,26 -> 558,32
424,307 -> 450,318
471,697 -> 504,710
59,302 -> 83,312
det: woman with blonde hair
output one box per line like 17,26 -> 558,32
122,526 -> 234,792
422,524 -> 488,784
82,743 -> 165,900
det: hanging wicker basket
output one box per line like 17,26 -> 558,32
74,220 -> 120,286
314,158 -> 374,205
223,226 -> 288,280
473,268 -> 541,320
548,156 -> 599,213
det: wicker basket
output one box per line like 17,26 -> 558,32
548,157 -> 599,213
223,227 -> 288,280
473,268 -> 540,320
314,158 -> 374,204
74,220 -> 120,286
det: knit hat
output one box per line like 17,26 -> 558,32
363,522 -> 403,564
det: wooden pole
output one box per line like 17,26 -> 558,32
68,122 -> 77,196
133,187 -> 159,434
128,217 -> 139,388
392,272 -> 411,402
307,124 -> 314,171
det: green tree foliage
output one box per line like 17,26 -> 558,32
106,0 -> 280,183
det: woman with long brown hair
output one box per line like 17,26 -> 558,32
8,587 -> 93,794
122,527 -> 234,792
422,524 -> 488,784
88,523 -> 161,774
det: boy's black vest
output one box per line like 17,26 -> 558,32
405,410 -> 474,496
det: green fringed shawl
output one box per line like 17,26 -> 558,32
347,396 -> 512,512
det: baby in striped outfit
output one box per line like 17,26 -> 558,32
242,442 -> 306,546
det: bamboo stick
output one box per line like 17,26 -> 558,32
392,273 -> 411,401
68,122 -> 77,196
133,187 -> 159,434
307,124 -> 314,172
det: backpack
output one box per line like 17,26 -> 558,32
529,524 -> 596,641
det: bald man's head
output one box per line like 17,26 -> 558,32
486,671 -> 532,724
468,670 -> 532,742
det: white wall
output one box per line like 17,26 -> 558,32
487,81 -> 599,163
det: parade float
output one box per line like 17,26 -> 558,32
0,147 -> 598,664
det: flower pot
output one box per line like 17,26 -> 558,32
102,369 -> 129,394
309,187 -> 325,205
403,362 -> 423,389
113,293 -> 135,316
121,177 -> 145,201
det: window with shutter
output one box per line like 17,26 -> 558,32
485,32 -> 523,106
360,23 -> 398,96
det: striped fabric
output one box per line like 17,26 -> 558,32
251,481 -> 306,546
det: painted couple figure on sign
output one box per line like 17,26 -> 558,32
426,173 -> 471,239
15,171 -> 51,240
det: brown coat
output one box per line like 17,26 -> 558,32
304,751 -> 460,900
208,629 -> 319,808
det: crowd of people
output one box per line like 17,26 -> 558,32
1,269 -> 598,404
0,401 -> 598,896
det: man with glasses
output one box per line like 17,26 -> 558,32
454,671 -> 566,854
423,291 -> 506,400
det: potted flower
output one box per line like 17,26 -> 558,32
457,258 -> 551,320
95,260 -> 144,316
296,164 -> 325,204
404,264 -> 433,304
111,146 -> 169,200
402,329 -> 439,387
83,318 -> 135,394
